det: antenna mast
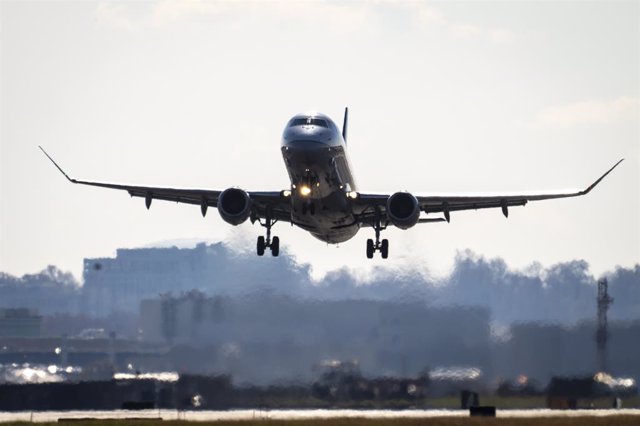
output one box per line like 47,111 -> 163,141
596,278 -> 613,373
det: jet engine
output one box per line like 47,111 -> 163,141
386,192 -> 420,229
218,188 -> 252,225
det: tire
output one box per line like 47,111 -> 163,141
257,236 -> 265,256
271,236 -> 280,257
381,239 -> 389,259
366,239 -> 374,259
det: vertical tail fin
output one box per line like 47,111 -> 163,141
342,107 -> 348,143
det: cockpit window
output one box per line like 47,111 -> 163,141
290,117 -> 328,128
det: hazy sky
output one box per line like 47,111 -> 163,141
1,1 -> 638,281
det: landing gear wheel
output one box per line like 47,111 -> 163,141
257,209 -> 280,257
366,239 -> 374,259
271,236 -> 280,257
366,207 -> 389,259
257,236 -> 266,256
381,239 -> 389,259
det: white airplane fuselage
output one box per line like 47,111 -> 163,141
281,113 -> 360,244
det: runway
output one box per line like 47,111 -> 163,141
1,408 -> 639,422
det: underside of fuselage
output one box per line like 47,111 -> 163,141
281,113 -> 359,244
282,143 -> 359,244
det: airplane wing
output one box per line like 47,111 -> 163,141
39,146 -> 289,221
355,159 -> 623,225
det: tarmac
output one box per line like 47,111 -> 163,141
1,408 -> 640,422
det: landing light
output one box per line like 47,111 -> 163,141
347,191 -> 358,199
300,186 -> 311,196
282,190 -> 291,197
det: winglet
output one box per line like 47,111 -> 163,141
581,158 -> 624,195
39,146 -> 76,183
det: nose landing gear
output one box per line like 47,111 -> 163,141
301,202 -> 315,215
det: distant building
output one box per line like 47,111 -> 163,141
83,244 -> 218,316
0,308 -> 42,337
140,291 -> 208,342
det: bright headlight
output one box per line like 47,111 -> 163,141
300,186 -> 311,196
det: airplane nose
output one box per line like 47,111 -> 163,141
282,125 -> 332,150
281,121 -> 339,149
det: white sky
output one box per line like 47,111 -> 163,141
1,1 -> 638,281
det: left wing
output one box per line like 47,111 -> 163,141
39,146 -> 289,220
355,159 -> 623,224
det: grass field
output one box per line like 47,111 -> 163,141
3,417 -> 640,426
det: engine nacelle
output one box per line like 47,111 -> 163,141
386,192 -> 420,229
218,188 -> 252,226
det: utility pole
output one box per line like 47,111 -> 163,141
596,278 -> 613,373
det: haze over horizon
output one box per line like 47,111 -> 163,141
1,1 -> 638,279
2,239 -> 638,328
1,234 -> 637,285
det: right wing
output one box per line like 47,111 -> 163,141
39,146 -> 290,221
355,159 -> 623,224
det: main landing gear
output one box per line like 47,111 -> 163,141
366,209 -> 388,259
256,212 -> 279,257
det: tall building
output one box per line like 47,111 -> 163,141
83,243 -> 216,316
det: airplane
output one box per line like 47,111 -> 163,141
40,108 -> 623,259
